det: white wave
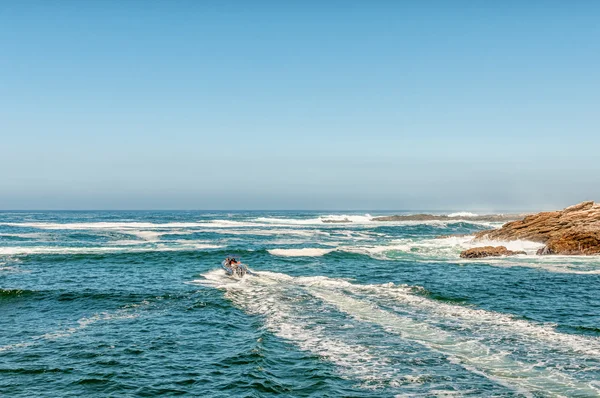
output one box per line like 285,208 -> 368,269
204,220 -> 265,228
0,218 -> 501,234
213,228 -> 328,237
0,243 -> 223,256
0,221 -> 205,230
447,212 -> 479,218
0,232 -> 49,239
345,237 -> 600,273
268,248 -> 335,257
127,230 -> 164,241
343,236 -> 543,260
255,214 -> 373,225
107,239 -> 150,246
465,238 -> 543,253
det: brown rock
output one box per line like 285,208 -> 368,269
460,246 -> 526,259
473,201 -> 600,255
537,229 -> 600,255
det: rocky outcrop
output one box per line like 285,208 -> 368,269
536,229 -> 600,255
373,214 -> 528,222
460,246 -> 526,259
473,201 -> 600,255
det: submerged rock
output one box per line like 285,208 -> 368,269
474,201 -> 600,256
460,246 -> 526,259
322,218 -> 352,223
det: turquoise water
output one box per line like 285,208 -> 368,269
1,211 -> 599,397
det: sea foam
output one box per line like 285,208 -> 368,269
268,248 -> 334,257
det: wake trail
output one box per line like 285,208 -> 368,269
309,287 -> 598,397
198,270 -> 600,396
196,270 -> 404,388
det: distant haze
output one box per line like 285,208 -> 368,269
1,2 -> 599,210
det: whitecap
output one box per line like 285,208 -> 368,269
268,248 -> 334,257
447,212 -> 480,218
0,243 -> 224,256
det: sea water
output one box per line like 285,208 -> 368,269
1,211 -> 599,397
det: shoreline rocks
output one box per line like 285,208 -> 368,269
469,201 -> 600,256
460,246 -> 526,259
536,229 -> 600,255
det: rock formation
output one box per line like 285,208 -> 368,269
460,246 -> 526,259
472,201 -> 600,256
536,229 -> 600,255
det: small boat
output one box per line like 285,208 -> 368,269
222,255 -> 253,278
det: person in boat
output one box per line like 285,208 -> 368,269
223,255 -> 254,276
229,257 -> 240,270
224,256 -> 241,274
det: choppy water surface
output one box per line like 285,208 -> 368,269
1,211 -> 599,397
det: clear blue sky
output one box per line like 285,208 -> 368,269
1,1 -> 599,210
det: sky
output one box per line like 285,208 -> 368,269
1,1 -> 599,210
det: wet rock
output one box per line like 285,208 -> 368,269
537,229 -> 600,255
460,246 -> 526,259
322,218 -> 352,223
474,201 -> 600,256
536,246 -> 554,256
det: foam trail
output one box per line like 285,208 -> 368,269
291,275 -> 600,357
244,272 -> 600,394
0,307 -> 143,353
197,270 -> 600,394
196,270 -> 403,387
309,287 -> 598,397
351,282 -> 600,357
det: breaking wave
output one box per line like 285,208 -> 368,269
268,248 -> 335,257
0,243 -> 224,256
447,212 -> 480,218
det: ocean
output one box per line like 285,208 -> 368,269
1,211 -> 599,397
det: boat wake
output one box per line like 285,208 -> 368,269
192,269 -> 600,395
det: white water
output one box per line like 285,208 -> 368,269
268,248 -> 335,257
195,269 -> 600,396
447,212 -> 480,218
0,243 -> 223,256
3,218 -> 600,274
